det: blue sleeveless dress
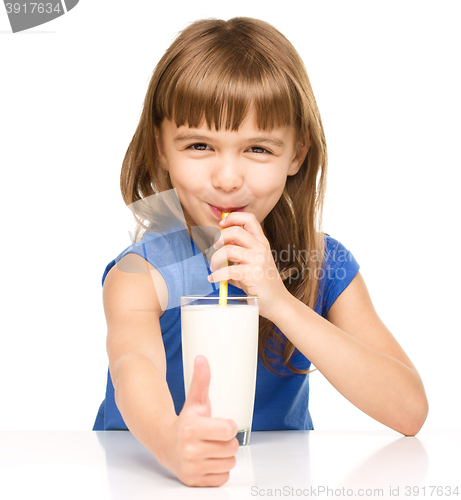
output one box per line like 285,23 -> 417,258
93,228 -> 360,431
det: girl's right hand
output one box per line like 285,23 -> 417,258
158,355 -> 239,487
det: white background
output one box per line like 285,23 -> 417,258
0,1 -> 459,432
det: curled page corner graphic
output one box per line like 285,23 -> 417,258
3,0 -> 79,33
64,0 -> 78,11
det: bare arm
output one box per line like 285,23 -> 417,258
270,272 -> 429,436
103,254 -> 238,486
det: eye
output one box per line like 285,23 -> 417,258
188,143 -> 212,151
247,146 -> 272,154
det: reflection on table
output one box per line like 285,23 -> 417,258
1,430 -> 460,499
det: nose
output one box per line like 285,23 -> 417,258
211,156 -> 244,192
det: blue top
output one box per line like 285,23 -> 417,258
93,228 -> 360,431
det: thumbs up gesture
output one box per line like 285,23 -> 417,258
160,355 -> 239,487
182,354 -> 213,419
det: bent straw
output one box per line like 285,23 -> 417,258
219,211 -> 231,307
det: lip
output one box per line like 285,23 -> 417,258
208,204 -> 247,220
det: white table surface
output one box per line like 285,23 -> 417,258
1,430 -> 460,499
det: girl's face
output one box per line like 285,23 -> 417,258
156,109 -> 308,228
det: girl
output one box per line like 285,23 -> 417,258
93,17 -> 428,487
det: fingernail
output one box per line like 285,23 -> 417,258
208,275 -> 213,282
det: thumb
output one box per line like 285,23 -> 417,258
183,355 -> 212,417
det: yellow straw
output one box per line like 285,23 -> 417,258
219,211 -> 231,307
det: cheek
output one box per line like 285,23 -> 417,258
250,171 -> 287,197
169,169 -> 202,195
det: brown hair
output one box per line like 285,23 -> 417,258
120,17 -> 328,375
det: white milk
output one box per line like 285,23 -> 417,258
181,303 -> 259,431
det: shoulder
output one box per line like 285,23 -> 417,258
102,228 -> 191,313
103,253 -> 168,323
323,234 -> 358,270
316,234 -> 360,317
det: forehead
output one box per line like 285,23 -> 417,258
161,109 -> 297,145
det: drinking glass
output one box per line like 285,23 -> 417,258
181,296 -> 259,445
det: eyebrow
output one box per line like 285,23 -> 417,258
249,136 -> 286,148
173,132 -> 286,148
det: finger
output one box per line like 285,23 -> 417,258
183,355 -> 211,416
182,435 -> 239,460
213,225 -> 261,251
188,471 -> 231,488
209,245 -> 255,272
201,437 -> 240,458
209,263 -> 278,287
191,417 -> 239,442
208,264 -> 244,284
203,455 -> 237,474
219,211 -> 267,244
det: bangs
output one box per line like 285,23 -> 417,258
154,29 -> 302,132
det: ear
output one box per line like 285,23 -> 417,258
288,134 -> 310,176
154,125 -> 168,172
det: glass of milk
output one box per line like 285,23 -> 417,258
181,296 -> 259,446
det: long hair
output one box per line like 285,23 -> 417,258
120,17 -> 328,375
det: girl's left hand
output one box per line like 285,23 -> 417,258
207,211 -> 289,321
